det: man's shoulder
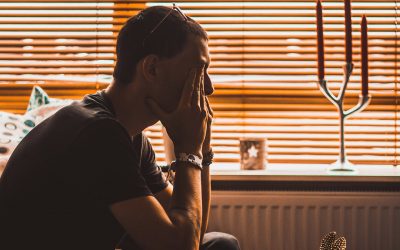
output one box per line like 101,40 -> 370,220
53,91 -> 130,143
50,90 -> 114,121
57,99 -> 113,121
44,98 -> 116,134
54,106 -> 129,147
20,101 -> 123,153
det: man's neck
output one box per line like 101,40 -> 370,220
104,81 -> 158,137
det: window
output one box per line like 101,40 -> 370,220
0,0 -> 398,166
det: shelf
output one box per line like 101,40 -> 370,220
210,164 -> 400,192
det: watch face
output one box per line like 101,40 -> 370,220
188,154 -> 195,161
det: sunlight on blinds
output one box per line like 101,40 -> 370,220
0,1 -> 142,114
143,0 -> 399,166
0,0 -> 398,166
0,2 -> 115,82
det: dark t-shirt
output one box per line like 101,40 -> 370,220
0,91 -> 167,249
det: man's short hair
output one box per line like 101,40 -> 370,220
113,6 -> 208,85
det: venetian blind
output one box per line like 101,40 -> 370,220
0,0 -> 121,113
0,0 -> 398,166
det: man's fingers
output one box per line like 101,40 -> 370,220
191,67 -> 203,108
145,98 -> 167,120
200,71 -> 205,111
205,97 -> 214,117
178,68 -> 196,108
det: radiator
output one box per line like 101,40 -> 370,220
207,191 -> 400,250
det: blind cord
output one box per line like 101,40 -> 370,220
395,0 -> 398,166
95,1 -> 100,91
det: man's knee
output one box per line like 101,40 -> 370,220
201,232 -> 241,250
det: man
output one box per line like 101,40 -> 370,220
0,5 -> 240,250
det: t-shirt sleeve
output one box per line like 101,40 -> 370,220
69,118 -> 152,205
137,134 -> 168,194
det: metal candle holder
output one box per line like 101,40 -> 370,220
317,62 -> 371,172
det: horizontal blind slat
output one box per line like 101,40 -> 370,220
0,0 -> 397,166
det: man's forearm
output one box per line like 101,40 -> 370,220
169,162 -> 203,249
200,165 -> 211,242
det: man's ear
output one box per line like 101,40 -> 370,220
141,54 -> 159,82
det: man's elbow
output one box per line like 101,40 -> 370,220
166,210 -> 202,250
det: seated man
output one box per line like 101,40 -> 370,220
0,5 -> 240,250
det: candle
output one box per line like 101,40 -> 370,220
344,0 -> 353,65
316,0 -> 325,80
361,15 -> 368,96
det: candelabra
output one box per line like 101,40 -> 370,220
317,63 -> 371,172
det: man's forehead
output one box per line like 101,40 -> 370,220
184,36 -> 210,65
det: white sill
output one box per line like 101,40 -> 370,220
210,163 -> 400,182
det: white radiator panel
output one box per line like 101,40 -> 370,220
208,191 -> 400,250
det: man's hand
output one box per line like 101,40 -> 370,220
202,92 -> 213,155
146,67 -> 208,157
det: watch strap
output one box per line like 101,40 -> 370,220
174,153 -> 203,170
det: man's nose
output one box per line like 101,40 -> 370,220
204,73 -> 214,96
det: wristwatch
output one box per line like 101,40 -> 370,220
174,153 -> 203,170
